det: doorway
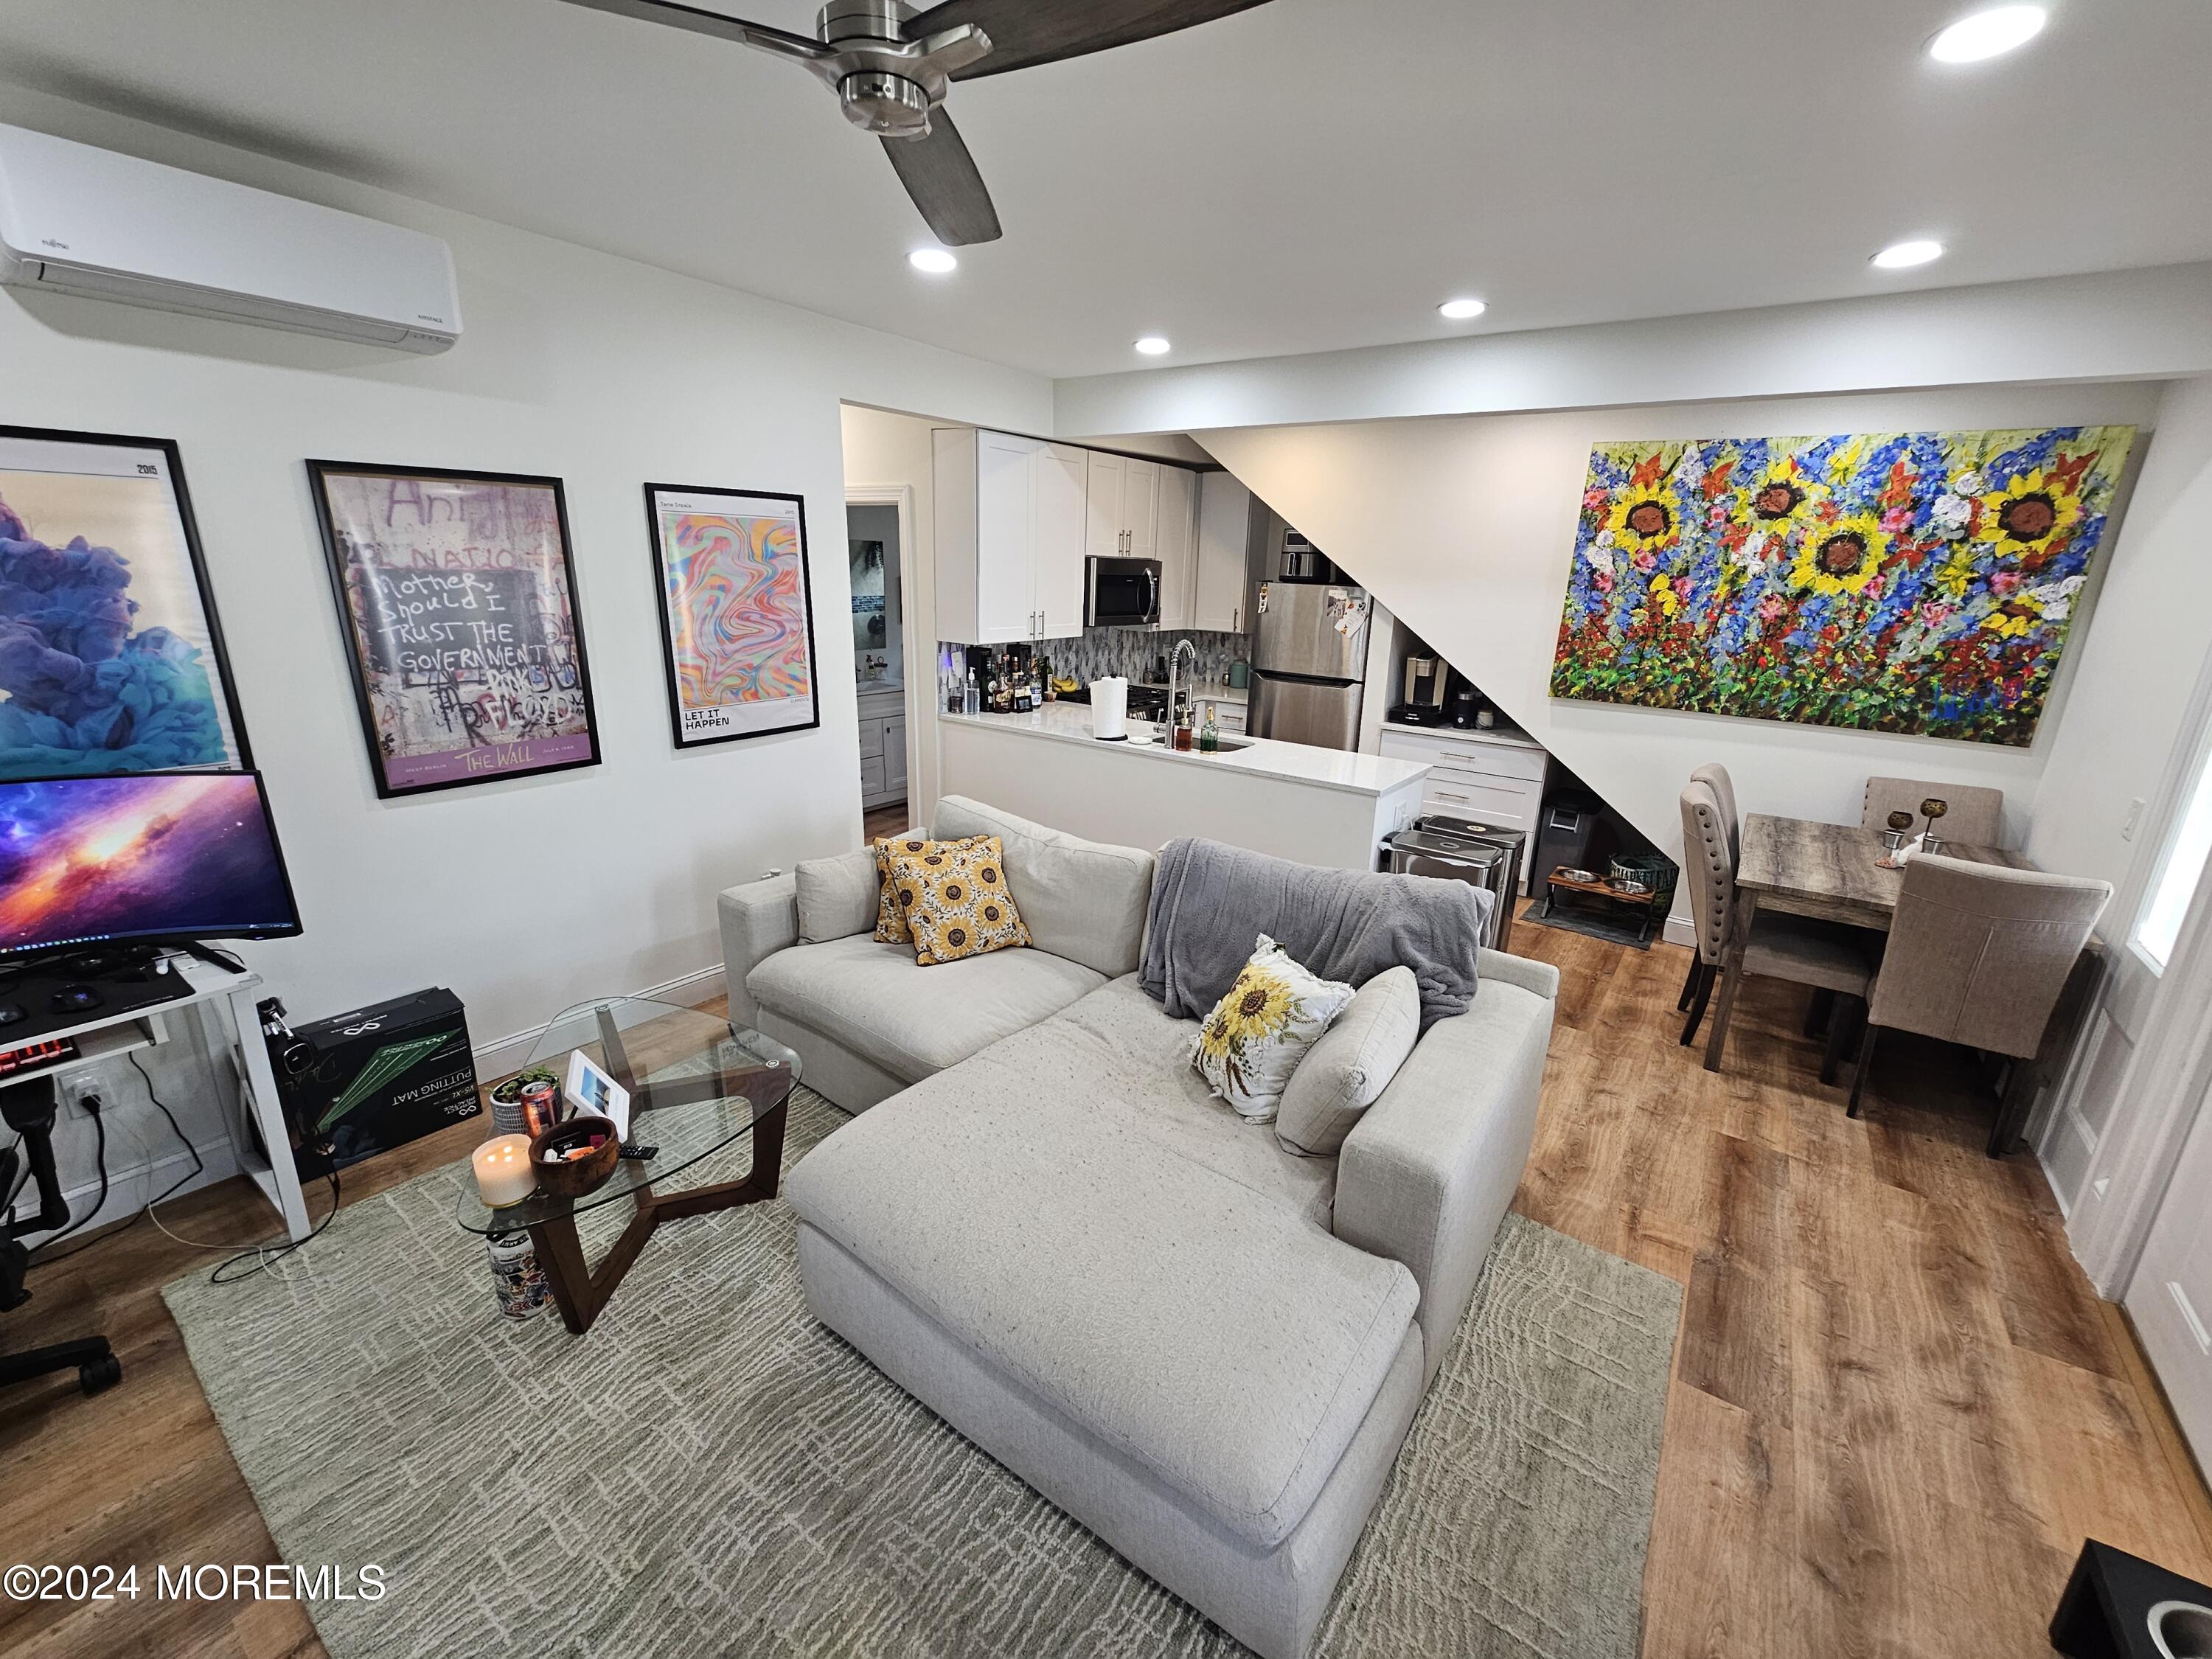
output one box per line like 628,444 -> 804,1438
848,496 -> 910,839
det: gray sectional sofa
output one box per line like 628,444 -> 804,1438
717,796 -> 1559,1659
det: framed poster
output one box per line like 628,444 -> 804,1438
0,425 -> 251,779
1548,425 -> 2135,746
643,483 -> 818,748
307,462 -> 601,797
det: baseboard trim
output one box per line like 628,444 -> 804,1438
470,963 -> 729,1080
8,1135 -> 238,1247
1661,915 -> 1694,948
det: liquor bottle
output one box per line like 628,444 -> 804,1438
1199,702 -> 1220,754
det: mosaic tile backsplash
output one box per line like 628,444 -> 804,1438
935,626 -> 1251,708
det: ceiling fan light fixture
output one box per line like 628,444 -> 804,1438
908,247 -> 958,274
1871,238 -> 1945,270
1133,336 -> 1172,356
1927,5 -> 2048,63
1438,297 -> 1487,321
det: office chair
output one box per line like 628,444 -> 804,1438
1,1076 -> 122,1397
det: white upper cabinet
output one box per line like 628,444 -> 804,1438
936,427 -> 1091,645
938,428 -> 1206,644
1123,459 -> 1161,562
1154,463 -> 1197,631
1083,450 -> 1127,566
1034,443 -> 1089,639
1196,470 -> 1256,634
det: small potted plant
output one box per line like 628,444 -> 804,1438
487,1065 -> 560,1138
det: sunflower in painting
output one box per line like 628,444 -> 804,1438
1607,481 -> 1683,549
1741,458 -> 1820,538
1978,467 -> 2083,560
1790,513 -> 1889,597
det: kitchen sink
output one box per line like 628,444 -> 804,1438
1195,737 -> 1254,755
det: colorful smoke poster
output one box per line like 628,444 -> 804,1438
309,464 -> 601,797
645,484 -> 818,748
0,428 -> 249,780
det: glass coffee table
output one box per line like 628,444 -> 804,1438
456,996 -> 799,1334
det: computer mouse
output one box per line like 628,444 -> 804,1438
0,1003 -> 24,1027
50,984 -> 102,1012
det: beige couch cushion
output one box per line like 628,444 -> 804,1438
746,933 -> 1103,1084
793,847 -> 882,944
1275,966 -> 1421,1157
786,1019 -> 1419,1550
933,796 -> 1155,978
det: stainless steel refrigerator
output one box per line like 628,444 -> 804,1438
1248,582 -> 1368,750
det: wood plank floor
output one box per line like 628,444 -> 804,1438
4,911 -> 2208,1658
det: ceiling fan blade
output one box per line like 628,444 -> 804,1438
905,0 -> 1276,80
556,0 -> 829,67
880,114 -> 1003,246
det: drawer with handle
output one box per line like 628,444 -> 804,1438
1422,775 -> 1539,831
1382,728 -> 1547,783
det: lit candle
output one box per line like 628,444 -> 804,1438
472,1134 -> 537,1207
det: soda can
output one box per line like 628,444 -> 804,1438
519,1077 -> 559,1138
487,1228 -> 547,1320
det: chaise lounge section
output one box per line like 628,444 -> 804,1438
719,799 -> 1558,1658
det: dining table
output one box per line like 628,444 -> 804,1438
1703,813 -> 2036,1074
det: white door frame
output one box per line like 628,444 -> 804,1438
845,483 -> 925,819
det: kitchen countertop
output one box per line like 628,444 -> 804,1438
1381,717 -> 1544,751
942,704 -> 1429,798
856,680 -> 904,695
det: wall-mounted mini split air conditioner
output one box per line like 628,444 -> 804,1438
0,122 -> 461,353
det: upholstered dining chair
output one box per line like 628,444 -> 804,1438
1678,781 -> 1879,1079
1862,777 -> 2005,847
1689,762 -> 1739,860
1847,855 -> 2110,1155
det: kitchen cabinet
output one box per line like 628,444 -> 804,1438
1379,726 -> 1550,890
858,687 -> 907,809
1085,451 -> 1164,567
935,427 -> 1088,645
1196,470 -> 1271,635
1154,463 -> 1197,631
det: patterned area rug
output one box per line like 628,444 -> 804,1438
165,1088 -> 1680,1659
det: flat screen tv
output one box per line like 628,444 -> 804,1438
0,771 -> 303,958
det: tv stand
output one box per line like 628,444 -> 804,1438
0,954 -> 310,1245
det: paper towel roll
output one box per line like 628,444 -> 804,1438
1091,676 -> 1129,741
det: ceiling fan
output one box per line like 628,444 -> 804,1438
557,0 -> 1275,246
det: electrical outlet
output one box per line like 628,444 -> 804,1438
61,1074 -> 102,1111
2121,797 -> 2146,841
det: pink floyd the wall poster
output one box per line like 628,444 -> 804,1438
0,426 -> 251,781
308,462 -> 601,798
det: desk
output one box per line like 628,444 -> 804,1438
0,957 -> 310,1243
1706,815 -> 2034,1071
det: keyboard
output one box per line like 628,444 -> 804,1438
0,1037 -> 80,1080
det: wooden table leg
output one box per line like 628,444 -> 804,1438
522,1094 -> 792,1335
1703,889 -> 1755,1072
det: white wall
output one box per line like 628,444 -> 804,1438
2026,376 -> 2212,900
1200,382 -> 2163,880
1,91 -> 1048,1212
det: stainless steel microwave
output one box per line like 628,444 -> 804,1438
1085,555 -> 1161,628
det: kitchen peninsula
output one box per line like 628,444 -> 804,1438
939,704 -> 1429,871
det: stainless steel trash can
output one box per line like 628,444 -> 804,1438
1382,827 -> 1517,954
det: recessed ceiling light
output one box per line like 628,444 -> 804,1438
1134,335 -> 1171,356
908,248 -> 958,274
1871,239 -> 1945,270
1928,4 -> 2047,63
1438,297 -> 1487,321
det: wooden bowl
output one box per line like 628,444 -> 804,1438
528,1114 -> 620,1200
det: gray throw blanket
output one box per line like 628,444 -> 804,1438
1139,838 -> 1488,1031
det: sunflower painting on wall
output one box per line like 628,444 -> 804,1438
1548,425 -> 2135,745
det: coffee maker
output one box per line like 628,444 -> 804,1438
1399,655 -> 1448,724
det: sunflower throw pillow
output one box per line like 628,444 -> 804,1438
872,833 -> 985,944
889,835 -> 1032,966
1191,935 -> 1355,1122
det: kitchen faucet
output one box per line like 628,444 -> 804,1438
1167,638 -> 1197,740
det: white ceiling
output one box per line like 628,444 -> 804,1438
4,0 -> 2209,380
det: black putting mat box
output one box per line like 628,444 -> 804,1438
278,988 -> 480,1180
